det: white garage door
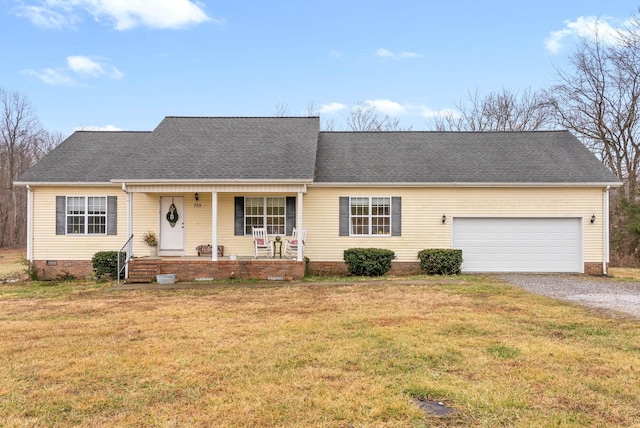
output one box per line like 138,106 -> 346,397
452,218 -> 582,273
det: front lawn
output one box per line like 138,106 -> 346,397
0,277 -> 639,427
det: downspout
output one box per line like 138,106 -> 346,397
603,185 -> 610,275
26,185 -> 33,267
122,183 -> 133,276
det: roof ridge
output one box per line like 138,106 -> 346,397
75,130 -> 151,133
320,129 -> 569,134
164,116 -> 320,119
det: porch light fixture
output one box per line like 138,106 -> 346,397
442,214 -> 446,224
194,192 -> 199,201
590,214 -> 596,224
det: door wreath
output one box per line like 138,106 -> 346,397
166,203 -> 179,227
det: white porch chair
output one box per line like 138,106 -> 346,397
252,227 -> 272,258
284,228 -> 306,259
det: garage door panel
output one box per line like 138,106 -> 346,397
453,218 -> 582,273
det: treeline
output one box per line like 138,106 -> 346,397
0,88 -> 64,247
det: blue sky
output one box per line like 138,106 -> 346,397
0,0 -> 637,135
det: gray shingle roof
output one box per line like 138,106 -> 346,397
16,131 -> 151,183
17,117 -> 320,183
17,118 -> 619,185
314,130 -> 620,184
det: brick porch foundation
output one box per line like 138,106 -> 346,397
129,258 -> 306,282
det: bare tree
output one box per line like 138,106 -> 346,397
345,102 -> 411,131
0,88 -> 60,247
549,17 -> 640,201
274,102 -> 289,117
547,11 -> 640,265
307,101 -> 336,131
431,88 -> 553,132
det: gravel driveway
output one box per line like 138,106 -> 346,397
497,274 -> 640,318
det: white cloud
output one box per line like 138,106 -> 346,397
15,0 -> 215,30
364,100 -> 460,119
365,99 -> 406,116
16,5 -> 80,29
316,99 -> 459,128
21,67 -> 75,85
419,107 -> 461,119
318,102 -> 347,114
23,55 -> 124,85
545,15 -> 623,54
376,48 -> 394,58
75,124 -> 124,131
67,55 -> 124,79
375,48 -> 422,59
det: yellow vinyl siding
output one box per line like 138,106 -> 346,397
31,186 -> 126,261
31,186 -> 606,264
303,187 -> 605,263
131,193 -> 159,256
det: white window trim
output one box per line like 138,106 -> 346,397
66,196 -> 108,236
349,196 -> 392,237
244,196 -> 287,236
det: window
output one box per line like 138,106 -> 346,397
65,196 -> 107,235
349,197 -> 391,236
244,197 -> 286,235
339,196 -> 400,237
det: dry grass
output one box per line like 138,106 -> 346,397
0,248 -> 25,279
1,277 -> 639,427
609,267 -> 640,282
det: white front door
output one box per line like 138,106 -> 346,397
159,196 -> 185,255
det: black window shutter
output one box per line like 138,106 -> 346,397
339,197 -> 349,236
234,197 -> 245,236
56,196 -> 66,235
286,196 -> 296,236
107,196 -> 117,235
391,197 -> 401,236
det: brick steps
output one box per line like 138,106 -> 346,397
127,259 -> 160,283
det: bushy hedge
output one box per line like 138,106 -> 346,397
92,251 -> 126,279
418,249 -> 463,275
343,248 -> 395,276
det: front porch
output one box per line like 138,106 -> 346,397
127,256 -> 306,283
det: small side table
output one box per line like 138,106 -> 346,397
273,237 -> 283,258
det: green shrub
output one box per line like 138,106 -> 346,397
418,249 -> 463,275
92,251 -> 125,279
343,248 -> 395,276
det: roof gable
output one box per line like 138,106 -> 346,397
119,116 -> 319,181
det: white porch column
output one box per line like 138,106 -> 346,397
297,192 -> 303,261
211,191 -> 218,261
